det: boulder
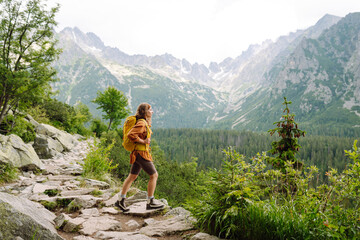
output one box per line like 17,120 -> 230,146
79,215 -> 121,235
124,201 -> 165,218
190,232 -> 223,240
139,211 -> 194,237
0,134 -> 44,171
25,114 -> 40,128
164,207 -> 192,218
33,133 -> 64,159
0,192 -> 63,240
95,231 -> 156,240
35,123 -> 77,152
84,178 -> 110,189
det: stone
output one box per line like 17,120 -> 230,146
48,175 -> 77,181
61,188 -> 95,197
35,123 -> 77,151
125,219 -> 140,228
100,207 -> 118,215
33,133 -> 64,159
0,134 -> 44,171
94,231 -> 157,240
63,217 -> 86,232
20,178 -> 35,186
124,201 -> 165,218
144,218 -> 156,226
68,195 -> 103,209
164,207 -> 192,218
139,215 -> 194,237
0,192 -> 63,240
32,183 -> 60,194
73,236 -> 95,240
54,213 -> 71,229
79,215 -> 121,235
190,232 -> 223,240
104,193 -> 118,207
84,178 -> 110,189
80,208 -> 100,218
125,190 -> 147,205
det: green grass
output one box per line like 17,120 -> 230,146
0,163 -> 19,184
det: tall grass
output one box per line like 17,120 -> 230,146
0,163 -> 19,184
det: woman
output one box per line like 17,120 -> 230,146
115,103 -> 164,212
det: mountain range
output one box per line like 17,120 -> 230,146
52,13 -> 360,136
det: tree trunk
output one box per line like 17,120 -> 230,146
107,119 -> 113,131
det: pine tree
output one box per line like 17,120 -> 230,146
267,97 -> 306,171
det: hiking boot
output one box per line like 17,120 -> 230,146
146,198 -> 164,210
115,198 -> 129,212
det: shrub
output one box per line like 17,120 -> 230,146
0,114 -> 36,143
0,163 -> 19,184
90,118 -> 108,138
81,138 -> 118,183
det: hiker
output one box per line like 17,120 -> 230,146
115,103 -> 164,212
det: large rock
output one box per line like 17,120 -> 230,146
139,214 -> 194,237
124,201 -> 165,218
33,133 -> 64,159
80,215 -> 121,235
191,232 -> 223,240
0,192 -> 63,240
95,231 -> 156,240
0,134 -> 44,171
35,123 -> 77,152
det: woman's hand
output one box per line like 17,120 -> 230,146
143,138 -> 151,144
139,138 -> 151,144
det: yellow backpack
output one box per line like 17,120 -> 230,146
122,116 -> 151,152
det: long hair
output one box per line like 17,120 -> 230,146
135,103 -> 152,125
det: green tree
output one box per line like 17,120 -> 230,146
92,86 -> 130,131
0,0 -> 61,125
267,97 -> 306,171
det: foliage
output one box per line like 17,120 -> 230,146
189,144 -> 360,239
154,128 -> 354,182
0,0 -> 61,125
38,98 -> 92,136
90,189 -> 103,197
43,189 -> 60,197
267,97 -> 306,171
26,105 -> 51,124
0,113 -> 35,142
90,117 -> 108,138
0,162 -> 19,184
92,86 -> 130,131
187,101 -> 360,239
81,138 -> 118,183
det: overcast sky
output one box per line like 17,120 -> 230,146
47,0 -> 360,65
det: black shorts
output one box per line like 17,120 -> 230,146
130,153 -> 157,176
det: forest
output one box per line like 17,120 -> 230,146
153,128 -> 356,182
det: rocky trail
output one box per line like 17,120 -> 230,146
0,134 -> 220,240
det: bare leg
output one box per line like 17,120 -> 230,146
147,172 -> 158,197
120,174 -> 138,197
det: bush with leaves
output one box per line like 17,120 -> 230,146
0,162 -> 19,184
81,138 -> 118,183
90,118 -> 108,138
188,98 -> 360,239
0,114 -> 35,142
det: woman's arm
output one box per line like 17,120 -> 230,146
127,121 -> 149,144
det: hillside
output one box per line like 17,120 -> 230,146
52,13 -> 360,136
